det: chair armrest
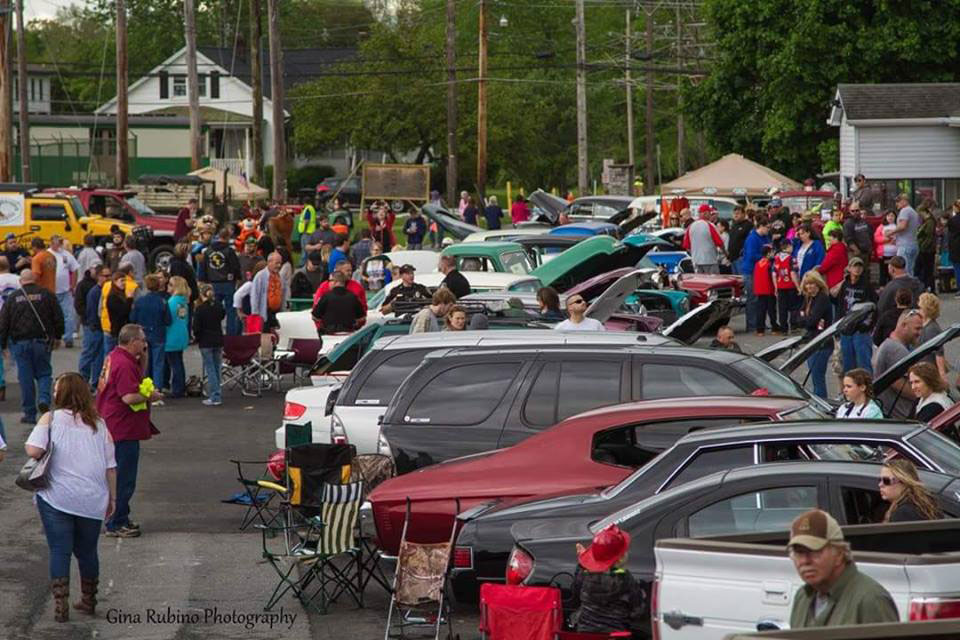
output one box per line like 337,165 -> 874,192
256,480 -> 288,493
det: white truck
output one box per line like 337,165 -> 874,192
653,519 -> 960,640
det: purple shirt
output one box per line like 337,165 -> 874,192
96,347 -> 156,442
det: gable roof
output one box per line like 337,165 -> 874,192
835,83 -> 960,122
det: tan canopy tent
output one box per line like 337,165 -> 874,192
661,153 -> 800,197
189,166 -> 269,203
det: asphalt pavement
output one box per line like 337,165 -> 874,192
1,301 -> 959,640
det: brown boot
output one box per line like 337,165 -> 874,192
73,578 -> 98,615
51,578 -> 69,623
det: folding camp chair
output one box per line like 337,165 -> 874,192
384,499 -> 457,640
260,481 -> 365,615
222,334 -> 264,397
279,338 -> 325,387
479,583 -> 562,640
227,423 -> 314,530
352,454 -> 397,595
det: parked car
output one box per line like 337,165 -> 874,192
654,518 -> 960,638
452,420 -> 960,600
461,228 -> 553,243
440,241 -> 535,274
383,250 -> 440,275
548,221 -> 619,237
515,235 -> 596,268
368,396 -> 819,556
316,176 -> 362,208
380,345 -> 832,475
319,331 -> 677,455
507,462 -> 960,636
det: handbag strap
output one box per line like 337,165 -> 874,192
18,284 -> 51,343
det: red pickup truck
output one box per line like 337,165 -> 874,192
43,187 -> 178,269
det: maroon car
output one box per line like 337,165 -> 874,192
368,396 -> 817,555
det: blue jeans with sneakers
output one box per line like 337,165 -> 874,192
106,440 -> 139,532
10,338 -> 52,421
201,347 -> 222,403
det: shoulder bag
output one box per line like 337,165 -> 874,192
16,420 -> 54,491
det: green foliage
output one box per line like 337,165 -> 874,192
287,164 -> 336,193
688,0 -> 960,178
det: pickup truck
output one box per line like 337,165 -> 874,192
654,519 -> 960,639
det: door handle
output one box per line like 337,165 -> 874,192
757,620 -> 783,631
30,225 -> 40,231
662,610 -> 703,630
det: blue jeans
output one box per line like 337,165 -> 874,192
147,340 -> 165,386
840,332 -> 873,375
99,333 -> 117,382
37,494 -> 102,580
213,282 -> 239,336
952,262 -> 960,292
106,440 -> 140,532
78,327 -> 104,387
201,347 -> 222,402
897,245 -> 919,276
56,291 -> 75,343
0,346 -> 5,387
806,346 -> 833,399
742,271 -> 757,331
165,350 -> 185,397
10,338 -> 53,421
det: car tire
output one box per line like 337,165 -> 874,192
148,244 -> 175,271
390,200 -> 405,213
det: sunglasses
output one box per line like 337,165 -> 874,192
568,299 -> 586,305
879,476 -> 899,486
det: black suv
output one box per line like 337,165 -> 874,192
381,346 -> 829,474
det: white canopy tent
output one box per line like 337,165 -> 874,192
189,166 -> 269,203
662,153 -> 800,197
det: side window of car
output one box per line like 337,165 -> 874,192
556,360 -> 623,422
405,362 -> 522,426
523,362 -> 559,427
32,204 -> 68,221
641,363 -> 743,400
353,349 -> 431,406
571,203 -> 592,217
688,486 -> 819,538
665,446 -> 754,490
638,417 -> 769,453
840,486 -> 887,525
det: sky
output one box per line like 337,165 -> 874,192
26,0 -> 78,21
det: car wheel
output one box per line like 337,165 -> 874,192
390,200 -> 405,213
148,244 -> 175,271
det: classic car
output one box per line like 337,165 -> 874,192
440,241 -> 535,274
453,421 -> 960,601
548,221 -> 619,237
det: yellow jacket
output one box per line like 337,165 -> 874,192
100,276 -> 140,333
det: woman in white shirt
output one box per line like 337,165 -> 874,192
25,372 -> 116,623
909,362 -> 953,423
835,368 -> 884,419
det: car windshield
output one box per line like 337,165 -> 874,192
636,254 -> 658,270
905,429 -> 960,476
507,279 -> 540,293
69,196 -> 87,218
124,196 -> 155,216
501,251 -> 533,274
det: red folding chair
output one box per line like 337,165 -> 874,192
478,583 -> 562,640
278,338 -> 325,386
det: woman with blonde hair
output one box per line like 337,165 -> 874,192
799,270 -> 833,398
164,276 -> 191,398
444,305 -> 467,331
908,361 -> 953,422
880,459 -> 943,522
917,292 -> 948,379
25,372 -> 116,621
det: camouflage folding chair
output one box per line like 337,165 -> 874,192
384,499 -> 458,640
352,454 -> 397,594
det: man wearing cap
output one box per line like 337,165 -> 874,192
3,232 -> 30,274
788,509 -> 898,628
572,524 -> 645,634
291,250 -> 328,299
682,205 -> 727,274
381,264 -> 430,315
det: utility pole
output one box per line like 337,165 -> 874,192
643,7 -> 654,195
444,0 -> 457,207
675,3 -> 684,176
624,9 -> 634,171
476,0 -> 487,199
267,0 -> 286,201
15,0 -> 27,181
249,0 -> 263,185
185,0 -> 202,171
574,0 -> 588,195
0,0 -> 12,182
116,0 -> 128,187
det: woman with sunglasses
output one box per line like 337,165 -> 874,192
908,362 -> 953,422
879,459 -> 942,522
554,295 -> 604,331
836,368 -> 883,419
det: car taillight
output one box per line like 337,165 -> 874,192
453,546 -> 473,570
377,429 -> 392,457
284,402 -> 307,420
330,413 -> 348,445
651,578 -> 661,640
910,596 -> 960,620
505,547 -> 533,585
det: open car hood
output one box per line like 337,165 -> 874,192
530,236 -> 651,292
528,189 -> 568,224
585,270 -> 643,323
608,208 -> 658,236
873,322 -> 960,398
313,320 -> 387,374
420,204 -> 481,240
756,336 -> 805,362
778,303 -> 877,375
662,299 -> 732,345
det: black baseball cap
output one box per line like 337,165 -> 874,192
399,264 -> 416,274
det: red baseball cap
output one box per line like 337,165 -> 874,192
578,524 -> 631,572
698,203 -> 715,214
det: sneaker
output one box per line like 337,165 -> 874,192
126,521 -> 141,530
202,398 -> 222,407
104,526 -> 141,538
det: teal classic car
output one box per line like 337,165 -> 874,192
440,241 -> 534,275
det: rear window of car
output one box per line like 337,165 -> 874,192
730,357 -> 811,399
641,364 -> 743,400
349,349 -> 431,406
905,429 -> 960,476
403,362 -> 522,426
501,251 -> 533,275
523,360 -> 623,427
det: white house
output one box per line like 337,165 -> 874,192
828,83 -> 960,208
13,64 -> 54,115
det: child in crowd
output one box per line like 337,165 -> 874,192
753,244 -> 780,336
359,242 -> 392,292
193,283 -> 225,407
774,240 -> 800,333
164,276 -> 191,398
571,524 -> 645,635
130,273 -> 172,389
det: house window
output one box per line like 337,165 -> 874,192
197,75 -> 206,97
173,75 -> 187,97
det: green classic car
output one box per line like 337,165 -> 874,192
440,241 -> 535,275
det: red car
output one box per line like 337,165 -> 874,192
369,396 -> 816,555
